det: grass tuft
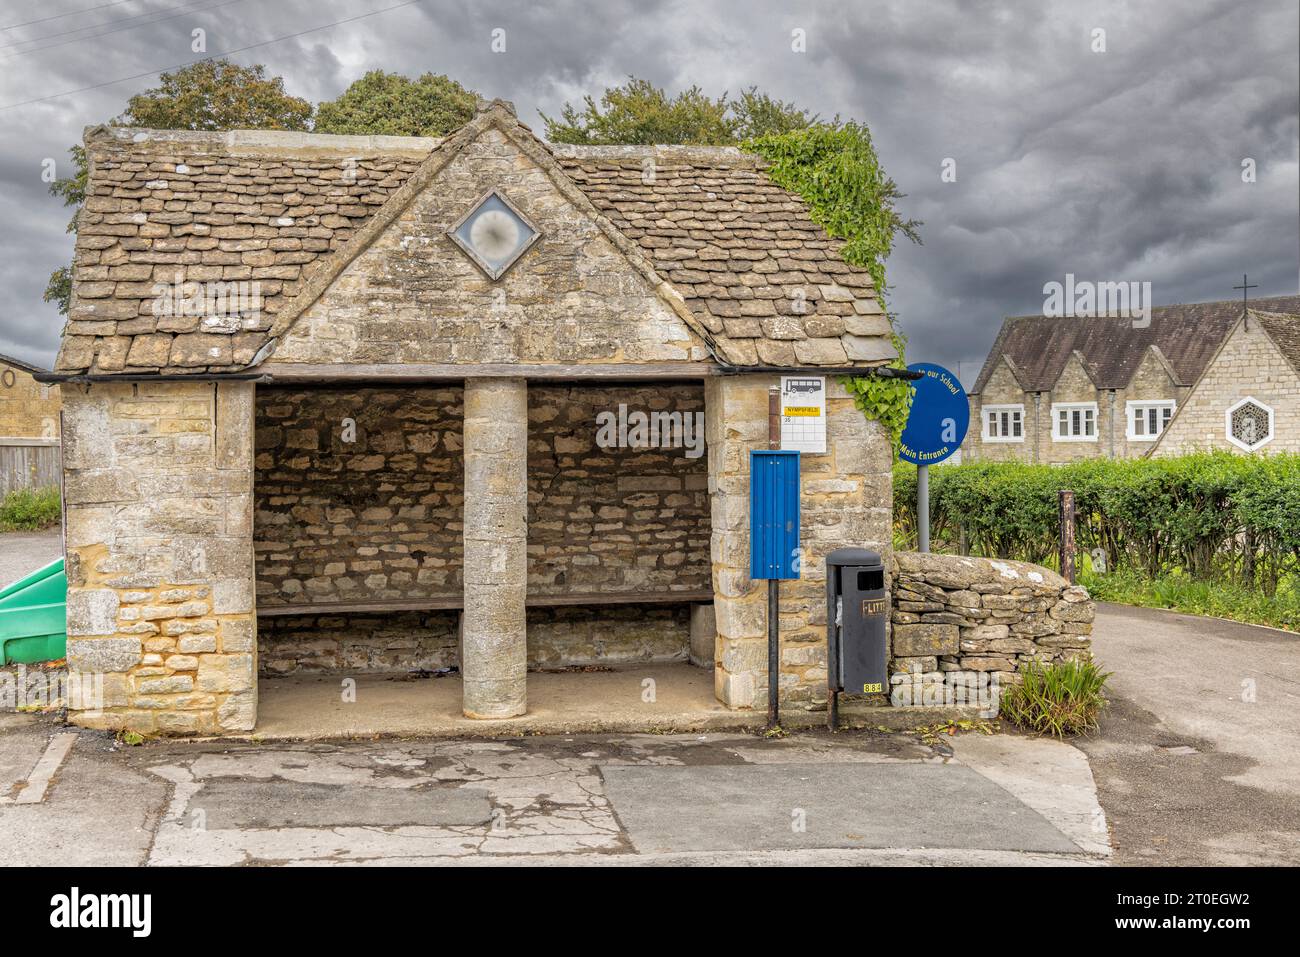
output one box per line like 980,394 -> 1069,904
1000,658 -> 1111,738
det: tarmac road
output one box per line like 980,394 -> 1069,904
1083,603 -> 1300,865
0,527 -> 62,590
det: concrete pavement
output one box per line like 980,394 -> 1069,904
7,592 -> 1298,866
1083,603 -> 1300,865
0,714 -> 1108,866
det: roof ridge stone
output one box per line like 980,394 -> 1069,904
84,124 -> 441,157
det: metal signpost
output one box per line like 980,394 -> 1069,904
751,435 -> 801,730
898,363 -> 970,552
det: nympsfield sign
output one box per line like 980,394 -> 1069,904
49,887 -> 151,937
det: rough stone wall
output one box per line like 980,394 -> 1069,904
0,361 -> 59,439
707,374 -> 892,710
889,552 -> 1093,707
527,605 -> 689,667
259,611 -> 459,674
1155,320 -> 1300,455
527,384 -> 710,595
270,126 -> 707,368
253,382 -> 709,606
257,604 -> 689,675
62,381 -> 256,734
254,385 -> 464,606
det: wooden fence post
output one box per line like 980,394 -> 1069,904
1059,489 -> 1076,584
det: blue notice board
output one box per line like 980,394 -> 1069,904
750,449 -> 801,580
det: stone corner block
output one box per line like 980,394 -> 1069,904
66,589 -> 121,637
67,636 -> 142,674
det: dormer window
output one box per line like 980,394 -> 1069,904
448,190 -> 539,280
1052,402 -> 1098,441
1127,400 -> 1175,441
982,404 -> 1024,442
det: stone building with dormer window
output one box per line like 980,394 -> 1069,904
961,295 -> 1300,465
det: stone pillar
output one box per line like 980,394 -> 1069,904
461,377 -> 528,718
62,380 -> 257,736
706,375 -> 892,711
705,375 -> 769,708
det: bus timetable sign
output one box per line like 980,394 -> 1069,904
898,362 -> 969,466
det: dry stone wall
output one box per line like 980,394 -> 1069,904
527,605 -> 689,667
889,551 -> 1093,706
253,383 -> 711,608
259,610 -> 459,674
257,604 -> 689,676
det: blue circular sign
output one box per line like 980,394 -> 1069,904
898,362 -> 969,465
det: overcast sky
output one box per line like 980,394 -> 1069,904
0,0 -> 1296,383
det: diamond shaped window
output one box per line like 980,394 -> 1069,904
448,190 -> 539,280
1226,397 -> 1273,451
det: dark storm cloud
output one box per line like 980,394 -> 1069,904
0,0 -> 1295,383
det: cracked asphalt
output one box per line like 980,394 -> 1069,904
0,717 -> 1108,866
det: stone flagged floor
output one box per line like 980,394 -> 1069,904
252,663 -> 985,739
0,714 -> 1110,866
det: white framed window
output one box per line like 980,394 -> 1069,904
982,404 -> 1024,442
1225,397 -> 1274,451
1051,402 -> 1098,441
1126,400 -> 1175,441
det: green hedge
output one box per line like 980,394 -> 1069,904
894,453 -> 1300,595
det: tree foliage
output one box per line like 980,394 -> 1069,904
542,76 -> 814,145
117,59 -> 312,131
314,70 -> 479,137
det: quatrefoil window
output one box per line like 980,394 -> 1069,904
1226,397 -> 1273,452
448,190 -> 539,280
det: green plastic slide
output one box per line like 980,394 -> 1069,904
0,557 -> 67,665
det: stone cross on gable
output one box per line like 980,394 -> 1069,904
1233,273 -> 1258,309
1234,273 -> 1258,328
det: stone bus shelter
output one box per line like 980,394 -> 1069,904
45,101 -> 905,735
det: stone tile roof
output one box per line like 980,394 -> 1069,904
1253,309 -> 1300,375
553,146 -> 891,367
55,106 -> 893,375
971,295 -> 1300,394
58,127 -> 434,374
